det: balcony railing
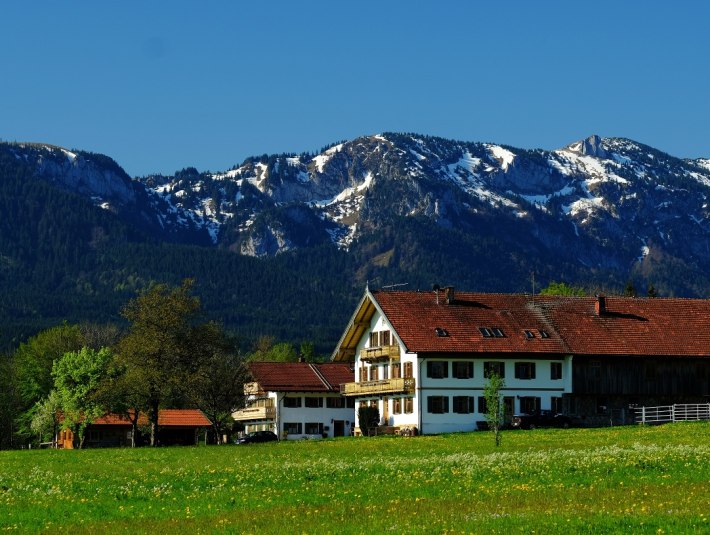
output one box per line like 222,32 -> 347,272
232,405 -> 276,422
340,377 -> 416,397
360,345 -> 400,362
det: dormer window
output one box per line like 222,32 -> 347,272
480,327 -> 505,338
435,327 -> 449,337
524,330 -> 535,339
539,330 -> 550,339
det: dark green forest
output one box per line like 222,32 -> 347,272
0,141 -> 698,355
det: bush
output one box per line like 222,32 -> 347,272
357,406 -> 380,436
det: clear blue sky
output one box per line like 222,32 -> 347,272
2,2 -> 708,177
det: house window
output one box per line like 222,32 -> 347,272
284,422 -> 302,434
524,330 -> 535,339
453,361 -> 474,379
391,363 -> 401,379
283,396 -> 302,408
427,396 -> 449,414
369,331 -> 379,347
479,327 -> 493,338
427,361 -> 448,379
326,397 -> 344,409
369,366 -> 378,381
369,330 -> 391,347
478,396 -> 487,414
514,362 -> 536,380
539,330 -> 550,338
453,396 -> 475,414
382,364 -> 389,380
551,397 -> 563,413
359,366 -> 367,382
484,361 -> 505,379
346,398 -> 356,408
403,362 -> 413,379
393,398 -> 402,414
404,397 -> 414,414
304,397 -> 323,408
519,396 -> 540,414
305,422 -> 323,435
550,362 -> 562,380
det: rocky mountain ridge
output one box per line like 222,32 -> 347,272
3,133 -> 709,297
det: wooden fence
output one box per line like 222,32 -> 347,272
635,403 -> 710,424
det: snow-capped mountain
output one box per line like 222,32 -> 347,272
129,133 -> 708,270
2,133 -> 708,296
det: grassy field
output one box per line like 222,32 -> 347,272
1,423 -> 709,534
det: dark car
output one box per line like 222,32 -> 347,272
511,410 -> 573,430
236,431 -> 278,444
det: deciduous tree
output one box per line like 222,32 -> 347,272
484,372 -> 505,447
117,280 -> 203,446
52,347 -> 113,449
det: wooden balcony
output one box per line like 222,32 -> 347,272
360,344 -> 400,362
340,377 -> 416,397
232,404 -> 276,422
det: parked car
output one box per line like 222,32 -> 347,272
511,411 -> 573,430
236,431 -> 278,444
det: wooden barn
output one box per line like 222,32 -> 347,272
57,409 -> 211,448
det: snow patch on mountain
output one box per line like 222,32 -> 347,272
487,145 -> 515,170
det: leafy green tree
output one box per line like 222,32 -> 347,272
248,336 -> 299,362
539,281 -> 586,297
93,360 -> 148,448
0,355 -> 20,449
117,280 -> 204,446
12,323 -> 85,443
299,341 -> 318,362
52,347 -> 113,449
484,372 -> 505,447
29,390 -> 62,445
186,324 -> 248,444
647,284 -> 658,298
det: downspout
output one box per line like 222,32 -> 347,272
418,357 -> 426,435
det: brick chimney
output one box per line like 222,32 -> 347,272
445,286 -> 455,305
595,294 -> 606,316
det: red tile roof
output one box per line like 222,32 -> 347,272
90,409 -> 211,428
363,290 -> 710,358
158,409 -> 211,427
248,362 -> 354,392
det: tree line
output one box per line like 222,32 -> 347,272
0,278 -> 336,450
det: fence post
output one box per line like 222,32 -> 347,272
641,406 -> 646,425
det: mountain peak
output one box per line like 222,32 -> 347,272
564,134 -> 608,159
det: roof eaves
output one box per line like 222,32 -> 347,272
330,289 -> 375,361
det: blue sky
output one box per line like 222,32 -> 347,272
2,2 -> 708,177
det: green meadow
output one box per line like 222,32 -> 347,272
1,423 -> 709,534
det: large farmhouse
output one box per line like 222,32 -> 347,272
233,362 -> 355,439
331,287 -> 710,435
